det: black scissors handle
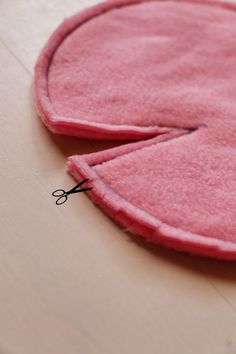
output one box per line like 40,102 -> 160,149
52,189 -> 68,205
52,189 -> 66,197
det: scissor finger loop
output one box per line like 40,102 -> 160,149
56,194 -> 68,205
52,189 -> 66,197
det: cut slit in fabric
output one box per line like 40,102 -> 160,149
34,0 -> 236,260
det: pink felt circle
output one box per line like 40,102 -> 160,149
35,0 -> 236,260
35,0 -> 236,139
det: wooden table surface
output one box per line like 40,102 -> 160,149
1,1 -> 236,353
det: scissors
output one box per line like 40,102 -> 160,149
52,179 -> 93,205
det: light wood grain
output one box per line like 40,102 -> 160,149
1,1 -> 236,353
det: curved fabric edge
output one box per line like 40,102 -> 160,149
66,130 -> 236,261
34,0 -> 236,140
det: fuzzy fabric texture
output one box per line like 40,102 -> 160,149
35,0 -> 236,260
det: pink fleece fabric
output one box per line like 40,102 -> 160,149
35,0 -> 236,260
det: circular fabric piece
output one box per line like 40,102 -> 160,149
35,0 -> 236,139
35,0 -> 236,260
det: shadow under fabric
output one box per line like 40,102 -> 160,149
34,0 -> 236,260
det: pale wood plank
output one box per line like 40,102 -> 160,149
1,1 -> 236,353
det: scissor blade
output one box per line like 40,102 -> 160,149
77,187 -> 93,193
68,179 -> 90,194
69,186 -> 93,195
